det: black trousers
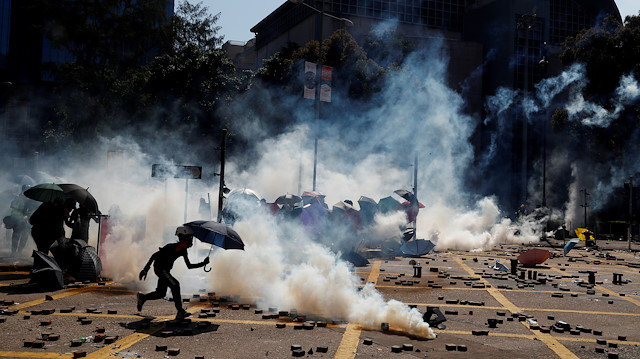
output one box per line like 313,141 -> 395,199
141,269 -> 183,311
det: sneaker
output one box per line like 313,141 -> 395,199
136,292 -> 145,312
175,310 -> 191,320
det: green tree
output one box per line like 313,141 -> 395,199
145,1 -> 245,134
561,14 -> 640,97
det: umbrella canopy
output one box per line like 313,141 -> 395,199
378,196 -> 400,213
227,188 -> 262,203
184,220 -> 244,250
564,238 -> 580,256
341,251 -> 369,267
301,191 -> 326,205
332,201 -> 362,229
73,245 -> 102,282
301,191 -> 325,199
31,250 -> 64,290
394,189 -> 416,202
400,239 -> 435,257
492,261 -> 508,272
58,184 -> 99,214
401,200 -> 425,208
301,200 -> 328,235
358,196 -> 378,225
24,183 -> 68,203
518,248 -> 552,267
275,194 -> 302,206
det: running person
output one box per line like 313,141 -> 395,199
137,226 -> 209,319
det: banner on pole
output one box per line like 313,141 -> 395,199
304,61 -> 316,100
320,65 -> 332,103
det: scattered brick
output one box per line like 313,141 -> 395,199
316,346 -> 328,353
391,345 -> 403,353
156,344 -> 167,351
167,348 -> 180,356
94,334 -> 106,342
72,350 -> 86,358
445,344 -> 457,351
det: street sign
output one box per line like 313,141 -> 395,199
152,164 -> 202,179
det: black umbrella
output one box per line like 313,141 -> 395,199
73,245 -> 102,282
24,183 -> 68,203
275,194 -> 302,206
31,250 -> 64,290
184,220 -> 245,250
341,251 -> 370,267
394,189 -> 420,204
58,184 -> 99,214
400,239 -> 435,257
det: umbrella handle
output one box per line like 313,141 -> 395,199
203,263 -> 211,272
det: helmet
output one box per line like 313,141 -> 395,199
175,226 -> 193,236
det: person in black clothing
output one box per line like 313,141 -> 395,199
30,198 -> 72,254
137,226 -> 209,320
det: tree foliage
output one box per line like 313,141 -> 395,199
561,14 -> 640,97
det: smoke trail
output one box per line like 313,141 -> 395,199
201,208 -> 436,338
566,73 -> 640,127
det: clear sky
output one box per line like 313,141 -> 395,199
191,0 -> 640,43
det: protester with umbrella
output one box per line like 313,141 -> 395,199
137,226 -> 210,320
29,197 -> 73,254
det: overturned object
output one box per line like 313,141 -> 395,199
423,306 -> 447,328
31,250 -> 64,290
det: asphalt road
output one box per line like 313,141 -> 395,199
1,238 -> 639,358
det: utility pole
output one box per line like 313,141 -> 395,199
581,188 -> 590,228
216,129 -> 227,223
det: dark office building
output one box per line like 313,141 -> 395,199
246,0 -> 621,212
0,0 -> 174,84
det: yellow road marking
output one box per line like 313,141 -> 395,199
365,260 -> 382,284
595,285 -> 640,307
0,351 -> 72,358
454,257 -> 579,359
334,323 -> 362,359
0,271 -> 30,275
332,261 -> 382,359
85,332 -> 156,359
9,287 -> 92,310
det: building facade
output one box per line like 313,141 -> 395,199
0,0 -> 174,164
245,0 -> 621,213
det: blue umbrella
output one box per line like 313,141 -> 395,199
564,238 -> 580,256
184,220 -> 244,250
492,261 -> 508,271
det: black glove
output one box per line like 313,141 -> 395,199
139,269 -> 147,281
203,257 -> 210,265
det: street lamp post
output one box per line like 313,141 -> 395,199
516,14 -> 538,207
288,0 -> 352,191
